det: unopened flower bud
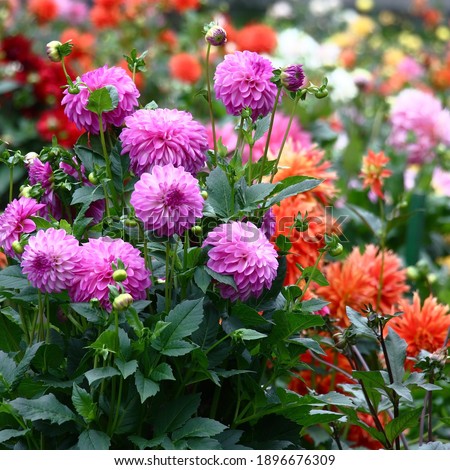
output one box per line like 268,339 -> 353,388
430,347 -> 448,367
333,332 -> 347,349
12,240 -> 24,254
88,172 -> 99,185
205,24 -> 227,47
315,89 -> 329,99
200,191 -> 208,200
46,41 -> 63,62
112,293 -> 133,311
125,218 -> 138,227
427,273 -> 437,284
112,269 -> 128,282
280,64 -> 305,92
406,266 -> 420,281
329,243 -> 344,257
68,85 -> 80,95
19,185 -> 32,198
191,225 -> 202,236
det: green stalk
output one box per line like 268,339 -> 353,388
45,294 -> 51,342
165,242 -> 171,313
269,94 -> 301,183
296,250 -> 325,299
247,144 -> 254,185
9,166 -> 13,202
258,86 -> 283,183
98,113 -> 115,217
205,43 -> 217,165
376,199 -> 386,312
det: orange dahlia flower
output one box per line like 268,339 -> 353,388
316,244 -> 408,326
0,252 -> 7,269
360,150 -> 392,199
28,0 -> 58,23
235,23 -> 278,54
388,293 -> 450,359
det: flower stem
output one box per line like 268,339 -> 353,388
98,113 -> 115,217
269,94 -> 301,183
165,241 -> 171,313
376,199 -> 386,312
296,250 -> 325,299
205,43 -> 217,165
9,166 -> 13,202
247,144 -> 254,185
258,87 -> 283,183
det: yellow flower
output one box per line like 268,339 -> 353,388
349,15 -> 376,37
329,32 -> 356,48
436,26 -> 450,42
437,256 -> 450,271
383,48 -> 404,67
379,10 -> 395,26
398,32 -> 423,52
356,0 -> 374,12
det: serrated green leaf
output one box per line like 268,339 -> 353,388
10,394 -> 76,425
115,359 -> 138,379
194,267 -> 211,293
135,370 -> 159,403
234,328 -> 267,341
78,429 -> 111,450
0,266 -> 29,290
244,183 -> 276,206
71,185 -> 104,206
385,408 -> 422,443
288,337 -> 325,355
0,428 -> 28,444
346,307 -> 377,340
72,384 -> 97,423
29,216 -> 53,230
205,167 -> 232,217
150,363 -> 175,382
384,328 -> 406,384
172,417 -> 227,441
87,330 -> 118,354
85,366 -> 120,386
70,303 -> 108,325
86,85 -> 119,114
300,266 -> 329,287
204,267 -> 237,290
268,177 -> 322,206
0,307 -> 22,326
153,394 -> 201,436
0,351 -> 16,392
300,298 -> 330,313
12,342 -> 42,389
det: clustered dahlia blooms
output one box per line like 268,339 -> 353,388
0,198 -> 45,258
70,237 -> 151,310
120,108 -> 208,177
203,221 -> 278,301
62,65 -> 139,134
131,163 -> 204,237
389,88 -> 450,164
214,50 -> 278,121
21,228 -> 81,294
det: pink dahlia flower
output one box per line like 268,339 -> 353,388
21,228 -> 81,293
131,163 -> 204,237
214,50 -> 278,121
389,88 -> 450,164
70,237 -> 151,310
120,108 -> 208,176
0,198 -> 45,258
203,221 -> 278,301
62,65 -> 139,134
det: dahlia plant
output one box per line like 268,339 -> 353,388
0,23 -> 448,452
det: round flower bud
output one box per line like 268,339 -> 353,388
112,293 -> 133,311
280,64 -> 305,92
88,172 -> 99,185
24,152 -> 39,165
406,266 -> 420,281
46,41 -> 63,62
205,24 -> 227,47
19,185 -> 32,198
12,240 -> 24,255
315,89 -> 328,99
200,191 -> 208,200
67,84 -> 80,95
191,225 -> 202,236
125,218 -> 138,227
329,243 -> 344,257
112,269 -> 128,282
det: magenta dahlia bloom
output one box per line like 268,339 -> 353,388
0,198 -> 45,258
131,163 -> 204,237
203,221 -> 278,301
120,108 -> 208,176
61,65 -> 139,134
70,237 -> 151,310
21,228 -> 81,293
214,50 -> 277,121
389,88 -> 450,164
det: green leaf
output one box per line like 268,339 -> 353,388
71,185 -> 104,206
269,311 -> 325,345
152,298 -> 204,356
288,337 -> 325,355
29,216 -> 54,230
172,417 -> 227,441
244,183 -> 276,207
230,304 -> 270,327
72,384 -> 97,423
0,351 -> 17,392
78,429 -> 111,450
87,330 -> 117,354
275,234 -> 292,253
194,267 -> 211,293
0,428 -> 28,444
115,359 -> 138,379
1,307 -> 22,327
314,391 -> 354,407
86,85 -> 119,114
234,328 -> 267,341
293,409 -> 344,427
135,370 -> 159,403
267,177 -> 322,206
12,342 -> 43,388
384,328 -> 407,384
385,408 -> 422,443
70,303 -> 107,325
301,266 -> 329,287
253,114 -> 272,142
110,142 -> 130,193
346,307 -> 377,340
205,167 -> 232,217
204,267 -> 237,290
10,394 -> 76,425
0,265 -> 29,290
153,394 -> 201,436
300,298 -> 330,313
85,366 -> 120,386
129,435 -> 167,450
150,363 -> 175,382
